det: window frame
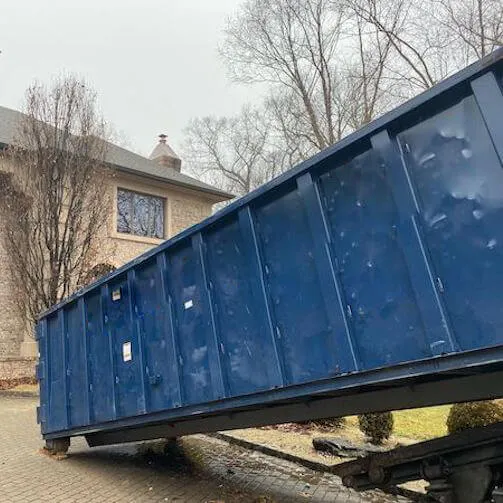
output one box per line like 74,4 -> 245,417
116,187 -> 166,240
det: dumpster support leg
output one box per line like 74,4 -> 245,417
45,437 -> 70,455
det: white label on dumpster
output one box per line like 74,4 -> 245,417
123,341 -> 132,362
184,299 -> 193,310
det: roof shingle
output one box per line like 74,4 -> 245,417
0,105 -> 233,201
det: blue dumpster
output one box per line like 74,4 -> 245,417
37,48 -> 503,449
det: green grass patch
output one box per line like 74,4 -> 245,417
393,406 -> 450,440
346,405 -> 450,441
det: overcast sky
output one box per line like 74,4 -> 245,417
0,0 -> 262,158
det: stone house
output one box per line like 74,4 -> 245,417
0,105 -> 233,378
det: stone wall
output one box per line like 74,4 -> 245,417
0,233 -> 27,359
171,192 -> 213,237
0,357 -> 36,380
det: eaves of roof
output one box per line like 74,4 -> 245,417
0,105 -> 234,201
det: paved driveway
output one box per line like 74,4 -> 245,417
0,394 -> 407,502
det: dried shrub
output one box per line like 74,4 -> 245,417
447,401 -> 503,434
358,412 -> 394,445
297,417 -> 346,430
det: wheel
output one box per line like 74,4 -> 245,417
45,437 -> 70,455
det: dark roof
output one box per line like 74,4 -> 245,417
0,105 -> 233,201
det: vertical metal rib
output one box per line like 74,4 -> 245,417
78,297 -> 92,425
471,71 -> 503,165
157,253 -> 183,407
370,129 -> 458,354
193,232 -> 228,399
296,172 -> 359,372
127,270 -> 148,413
39,319 -> 50,433
238,206 -> 287,387
102,284 -> 118,419
59,308 -> 70,429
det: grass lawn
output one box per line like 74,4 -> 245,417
392,405 -> 450,440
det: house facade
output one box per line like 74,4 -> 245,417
0,105 -> 232,378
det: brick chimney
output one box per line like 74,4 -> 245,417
149,134 -> 182,172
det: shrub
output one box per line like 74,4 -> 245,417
358,412 -> 394,445
446,401 -> 503,434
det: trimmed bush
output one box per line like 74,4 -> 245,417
446,401 -> 503,434
358,412 -> 394,445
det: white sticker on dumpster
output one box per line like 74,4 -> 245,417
123,341 -> 132,362
184,299 -> 193,310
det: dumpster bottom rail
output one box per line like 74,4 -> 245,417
49,365 -> 503,448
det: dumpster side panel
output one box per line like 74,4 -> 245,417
167,242 -> 219,405
318,149 -> 431,368
66,302 -> 88,427
253,188 -> 343,385
106,274 -> 144,418
86,290 -> 116,423
204,217 -> 284,396
47,313 -> 67,432
135,257 -> 180,412
399,94 -> 503,351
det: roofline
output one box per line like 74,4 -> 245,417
114,164 -> 234,201
0,123 -> 234,201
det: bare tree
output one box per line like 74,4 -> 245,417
347,0 -> 448,92
264,92 -> 316,163
0,77 -> 113,324
348,0 -> 502,94
222,0 -> 350,150
432,0 -> 503,61
183,105 -> 294,197
187,0 -> 396,193
188,0 -> 501,197
221,0 -> 397,152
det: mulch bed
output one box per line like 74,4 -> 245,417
260,420 -> 344,434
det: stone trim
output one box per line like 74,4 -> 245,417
0,357 -> 37,380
